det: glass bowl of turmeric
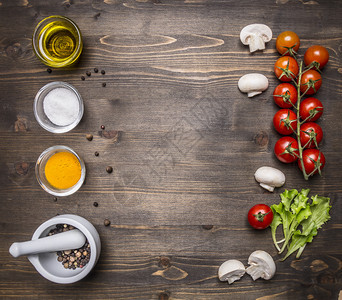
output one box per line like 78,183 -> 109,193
35,145 -> 86,197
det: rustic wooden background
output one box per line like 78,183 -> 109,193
0,0 -> 341,299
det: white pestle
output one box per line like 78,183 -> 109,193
9,229 -> 86,258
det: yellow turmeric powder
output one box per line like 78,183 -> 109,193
45,151 -> 81,190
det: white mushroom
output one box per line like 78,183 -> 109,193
246,250 -> 276,280
218,259 -> 246,284
254,166 -> 285,192
240,24 -> 272,53
238,73 -> 269,97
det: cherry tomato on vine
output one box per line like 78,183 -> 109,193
274,136 -> 299,163
273,109 -> 297,135
274,56 -> 299,82
299,97 -> 323,122
300,70 -> 322,95
298,149 -> 325,175
276,31 -> 300,56
304,45 -> 329,69
273,83 -> 298,108
300,122 -> 323,149
248,204 -> 274,230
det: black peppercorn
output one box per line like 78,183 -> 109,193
93,202 -> 98,207
86,71 -> 91,77
47,68 -> 52,73
81,76 -> 85,81
104,219 -> 111,226
94,68 -> 98,73
94,151 -> 99,156
106,166 -> 113,173
101,70 -> 105,75
102,82 -> 106,87
86,134 -> 93,141
53,197 -> 58,202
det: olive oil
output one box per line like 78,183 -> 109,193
33,16 -> 82,67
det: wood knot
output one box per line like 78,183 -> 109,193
254,131 -> 269,147
14,116 -> 29,132
158,292 -> 169,300
5,42 -> 23,59
310,259 -> 329,272
98,130 -> 122,143
15,162 -> 30,176
159,256 -> 171,268
202,225 -> 213,230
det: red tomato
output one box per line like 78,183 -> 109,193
298,149 -> 325,175
273,83 -> 298,108
299,97 -> 323,121
274,56 -> 299,82
274,136 -> 299,163
276,31 -> 300,56
273,109 -> 297,135
300,70 -> 322,95
304,45 -> 329,69
248,204 -> 274,230
300,122 -> 323,149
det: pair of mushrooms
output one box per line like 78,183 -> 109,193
238,24 -> 272,98
218,250 -> 276,284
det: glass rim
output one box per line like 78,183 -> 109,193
33,81 -> 84,133
32,15 -> 83,68
35,145 -> 86,197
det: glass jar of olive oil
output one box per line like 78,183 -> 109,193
32,16 -> 83,68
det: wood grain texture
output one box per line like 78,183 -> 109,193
0,0 -> 341,299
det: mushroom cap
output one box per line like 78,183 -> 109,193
246,250 -> 276,280
238,73 -> 269,94
218,259 -> 246,283
240,24 -> 272,45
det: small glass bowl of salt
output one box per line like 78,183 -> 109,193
34,81 -> 84,133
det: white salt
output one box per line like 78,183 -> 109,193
43,87 -> 80,126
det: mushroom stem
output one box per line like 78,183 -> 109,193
249,34 -> 266,52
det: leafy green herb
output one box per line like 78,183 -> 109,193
270,189 -> 331,260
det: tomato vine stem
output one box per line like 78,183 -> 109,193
295,61 -> 309,180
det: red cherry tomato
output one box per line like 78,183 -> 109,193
274,136 -> 299,163
299,97 -> 323,122
304,45 -> 329,69
274,56 -> 299,82
300,122 -> 323,149
273,83 -> 298,108
273,109 -> 297,135
300,70 -> 322,95
298,149 -> 325,175
248,204 -> 274,230
276,31 -> 300,56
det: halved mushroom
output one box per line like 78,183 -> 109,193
246,250 -> 276,280
240,24 -> 272,53
218,259 -> 246,284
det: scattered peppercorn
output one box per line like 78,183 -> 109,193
93,201 -> 98,207
47,68 -> 52,73
86,71 -> 91,77
102,82 -> 106,87
101,70 -> 105,75
94,151 -> 99,156
101,125 -> 105,130
53,197 -> 58,202
106,166 -> 113,173
104,219 -> 111,226
94,68 -> 98,73
81,76 -> 85,81
86,134 -> 93,141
